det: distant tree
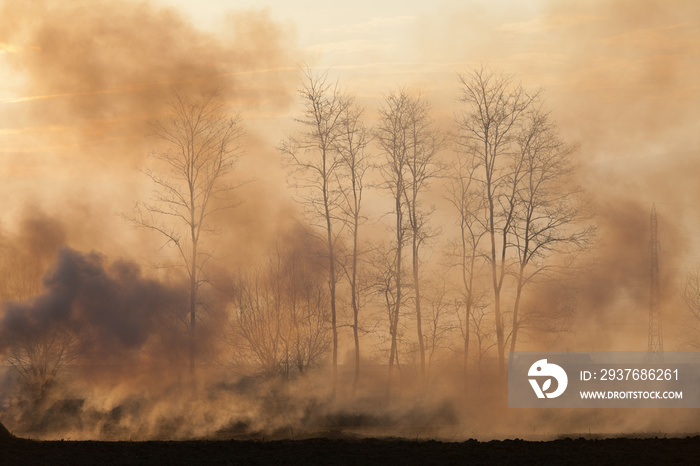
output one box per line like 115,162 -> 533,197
508,108 -> 593,353
229,264 -> 287,377
423,281 -> 454,381
375,90 -> 412,396
370,244 -> 402,399
279,69 -> 350,394
446,153 -> 487,385
335,98 -> 371,394
456,67 -> 538,376
400,92 -> 443,381
7,325 -> 83,408
0,244 -> 79,408
229,231 -> 331,378
457,67 -> 591,374
284,235 -> 333,376
469,303 -> 496,391
128,90 -> 244,382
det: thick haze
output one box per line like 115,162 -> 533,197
0,0 -> 299,262
0,0 -> 699,439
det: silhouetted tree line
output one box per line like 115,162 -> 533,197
0,67 -> 593,408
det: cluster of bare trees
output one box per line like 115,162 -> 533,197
273,67 -> 591,396
0,66 -> 592,407
452,68 -> 593,378
375,89 -> 443,394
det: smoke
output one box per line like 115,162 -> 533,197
409,0 -> 700,352
0,247 -> 187,355
0,0 -> 296,135
1,0 -> 700,442
0,0 -> 300,261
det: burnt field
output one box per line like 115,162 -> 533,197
3,432 -> 700,465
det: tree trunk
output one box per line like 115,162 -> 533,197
386,301 -> 397,401
190,208 -> 197,388
387,185 -> 403,402
413,231 -> 425,380
487,186 -> 505,377
324,180 -> 338,398
510,265 -> 526,353
351,218 -> 360,395
463,301 -> 470,394
460,224 -> 472,393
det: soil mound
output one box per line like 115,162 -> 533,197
0,421 -> 14,442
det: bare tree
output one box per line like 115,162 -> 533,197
128,90 -> 243,381
469,303 -> 496,392
424,281 -> 454,381
401,92 -> 443,380
335,100 -> 371,394
375,89 -> 412,396
456,67 -> 538,376
279,69 -> 350,394
457,68 -> 592,374
7,325 -> 83,407
446,154 -> 488,385
1,243 -> 82,408
508,108 -> 593,353
371,245 -> 396,394
229,232 -> 331,378
284,236 -> 333,376
370,243 -> 408,400
230,264 -> 287,376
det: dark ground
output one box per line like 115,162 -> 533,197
2,434 -> 700,465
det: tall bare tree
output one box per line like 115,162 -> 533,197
446,154 -> 487,385
456,67 -> 537,376
401,93 -> 442,380
508,108 -> 593,352
129,90 -> 243,381
376,88 -> 441,384
335,100 -> 371,394
376,89 -> 412,397
279,69 -> 350,394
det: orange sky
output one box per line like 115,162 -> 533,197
0,0 -> 699,348
2,0 -> 697,174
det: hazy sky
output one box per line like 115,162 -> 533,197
0,0 -> 699,338
3,0 -> 697,152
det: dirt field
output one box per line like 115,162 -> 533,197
3,434 -> 700,465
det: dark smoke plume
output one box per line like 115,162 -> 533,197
0,248 -> 187,356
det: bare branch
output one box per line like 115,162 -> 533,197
123,89 -> 244,378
